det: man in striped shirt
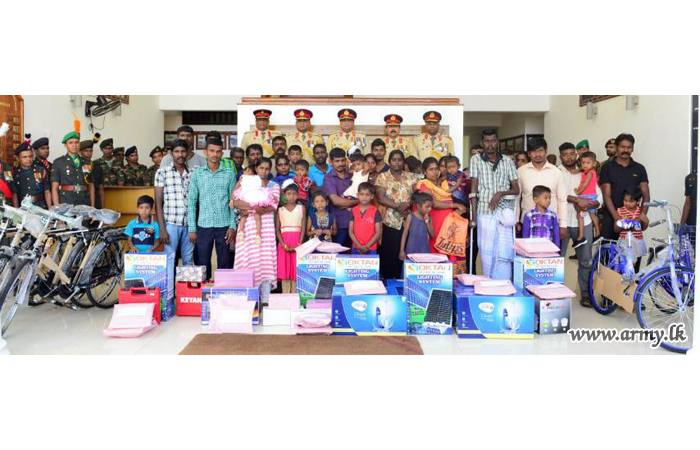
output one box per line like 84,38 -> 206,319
188,137 -> 237,280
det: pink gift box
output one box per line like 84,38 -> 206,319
305,299 -> 332,310
208,296 -> 256,334
456,274 -> 491,286
103,303 -> 158,338
214,269 -> 255,288
526,283 -> 577,299
344,280 -> 387,296
473,279 -> 516,296
268,294 -> 301,310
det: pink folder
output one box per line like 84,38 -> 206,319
473,279 -> 516,296
103,303 -> 158,338
344,280 -> 387,296
515,238 -> 561,257
208,296 -> 255,334
268,294 -> 301,310
526,283 -> 577,299
456,274 -> 490,286
407,253 -> 449,263
214,269 -> 255,288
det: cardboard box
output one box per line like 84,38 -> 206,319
200,286 -> 260,326
535,297 -> 571,335
296,253 -> 337,305
403,262 -> 454,335
175,266 -> 207,283
453,282 -> 535,339
335,255 -> 380,285
332,283 -> 407,335
514,255 -> 565,289
124,253 -> 174,322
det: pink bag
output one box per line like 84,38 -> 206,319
292,310 -> 332,335
473,279 -> 516,296
316,242 -> 350,253
295,237 -> 321,258
103,303 -> 158,338
344,280 -> 387,296
208,296 -> 256,334
268,294 -> 301,310
526,283 -> 577,299
456,274 -> 490,286
214,269 -> 255,288
407,253 -> 449,263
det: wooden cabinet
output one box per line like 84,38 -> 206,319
0,95 -> 24,163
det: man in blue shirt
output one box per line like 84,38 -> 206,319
309,143 -> 330,188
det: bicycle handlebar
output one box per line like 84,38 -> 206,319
644,200 -> 669,208
22,201 -> 84,230
649,219 -> 666,228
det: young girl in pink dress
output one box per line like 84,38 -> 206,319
275,181 -> 306,293
236,173 -> 278,244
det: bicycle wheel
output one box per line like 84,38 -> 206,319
58,241 -> 93,309
635,267 -> 694,354
85,241 -> 125,308
0,258 -> 37,336
589,242 -> 619,315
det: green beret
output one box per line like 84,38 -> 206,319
62,131 -> 81,144
576,139 -> 589,150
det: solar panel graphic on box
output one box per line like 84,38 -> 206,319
334,255 -> 380,285
297,253 -> 337,305
332,284 -> 407,335
453,281 -> 535,339
513,255 -> 565,289
403,262 -> 453,335
124,253 -> 174,322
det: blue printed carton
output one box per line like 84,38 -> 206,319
296,253 -> 337,305
403,262 -> 454,335
124,252 -> 174,322
513,255 -> 565,289
335,254 -> 380,285
332,283 -> 407,336
453,281 -> 535,339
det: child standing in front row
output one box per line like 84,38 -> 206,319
399,192 -> 435,260
522,185 -> 561,248
307,191 -> 337,242
276,181 -> 306,293
348,182 -> 382,254
126,195 -> 160,253
573,151 -> 602,246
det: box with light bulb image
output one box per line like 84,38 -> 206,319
331,283 -> 407,336
453,282 -> 535,339
534,297 -> 571,335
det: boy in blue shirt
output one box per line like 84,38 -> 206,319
126,195 -> 160,253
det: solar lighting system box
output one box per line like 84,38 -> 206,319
332,283 -> 407,336
513,255 -> 565,289
124,253 -> 174,322
453,282 -> 535,339
296,253 -> 337,306
200,286 -> 260,326
335,254 -> 380,285
534,297 -> 571,335
403,262 -> 454,335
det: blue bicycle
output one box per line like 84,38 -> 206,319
590,201 -> 694,354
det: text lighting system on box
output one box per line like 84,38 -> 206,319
124,253 -> 174,322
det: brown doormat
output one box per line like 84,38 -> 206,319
179,334 -> 424,355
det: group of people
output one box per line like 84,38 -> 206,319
7,107 -> 689,310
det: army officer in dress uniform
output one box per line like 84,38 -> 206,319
414,110 -> 454,161
328,109 -> 366,153
240,109 -> 280,158
51,131 -> 95,207
32,137 -> 52,174
382,114 -> 416,158
117,146 -> 148,186
285,109 -> 324,164
12,140 -> 51,208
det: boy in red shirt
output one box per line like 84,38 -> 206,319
348,182 -> 382,255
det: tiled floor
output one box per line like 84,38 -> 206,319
0,257 -> 678,355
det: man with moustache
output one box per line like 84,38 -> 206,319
240,109 -> 280,158
382,114 -> 416,157
160,125 -> 206,170
286,109 -> 324,164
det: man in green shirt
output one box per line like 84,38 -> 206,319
188,137 -> 236,279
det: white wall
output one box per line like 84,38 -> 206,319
23,95 -> 164,165
544,95 -> 692,238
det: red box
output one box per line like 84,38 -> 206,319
176,282 -> 204,316
118,287 -> 162,324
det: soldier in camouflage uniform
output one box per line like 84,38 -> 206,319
93,138 -> 121,187
117,146 -> 148,186
143,146 -> 163,187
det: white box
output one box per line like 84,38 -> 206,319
264,309 -> 292,326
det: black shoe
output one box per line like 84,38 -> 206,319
572,238 -> 588,249
592,235 -> 603,245
569,254 -> 578,260
580,298 -> 593,308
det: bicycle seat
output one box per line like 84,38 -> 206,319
89,208 -> 121,225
